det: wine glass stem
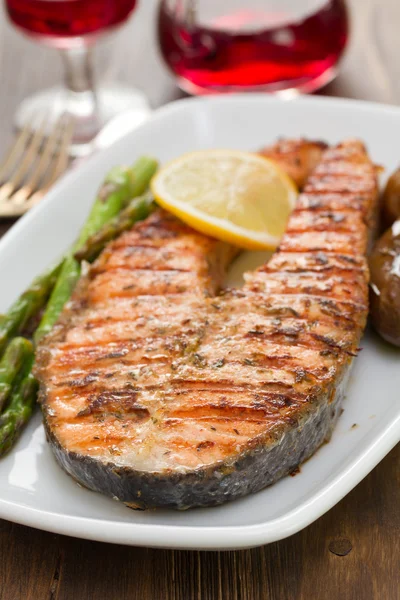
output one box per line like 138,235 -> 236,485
60,46 -> 100,143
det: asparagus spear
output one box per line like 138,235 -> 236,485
0,338 -> 33,411
75,157 -> 157,247
127,156 -> 159,200
0,261 -> 62,356
75,192 -> 155,263
34,157 -> 158,344
0,352 -> 37,457
34,256 -> 81,344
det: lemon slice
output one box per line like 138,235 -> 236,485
151,150 -> 297,250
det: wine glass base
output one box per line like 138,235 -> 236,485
14,83 -> 151,157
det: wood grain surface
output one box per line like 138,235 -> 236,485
0,1 -> 399,599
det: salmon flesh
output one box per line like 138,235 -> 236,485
35,140 -> 378,509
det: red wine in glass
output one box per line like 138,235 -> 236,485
158,0 -> 349,94
6,0 -> 137,46
5,0 -> 149,156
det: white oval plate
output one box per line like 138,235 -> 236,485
0,95 -> 399,550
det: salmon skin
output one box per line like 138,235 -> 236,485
35,140 -> 378,510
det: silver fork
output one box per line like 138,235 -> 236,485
0,113 -> 74,218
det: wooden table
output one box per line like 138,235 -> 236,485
0,1 -> 399,598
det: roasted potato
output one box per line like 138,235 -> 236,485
369,220 -> 400,346
382,167 -> 400,228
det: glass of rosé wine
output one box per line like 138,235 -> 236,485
158,0 -> 349,96
5,0 -> 150,155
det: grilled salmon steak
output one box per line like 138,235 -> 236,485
35,139 -> 378,509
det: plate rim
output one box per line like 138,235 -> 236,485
0,93 -> 399,550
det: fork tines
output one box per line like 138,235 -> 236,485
0,113 -> 73,218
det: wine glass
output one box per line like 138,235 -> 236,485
5,0 -> 151,156
158,0 -> 349,95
